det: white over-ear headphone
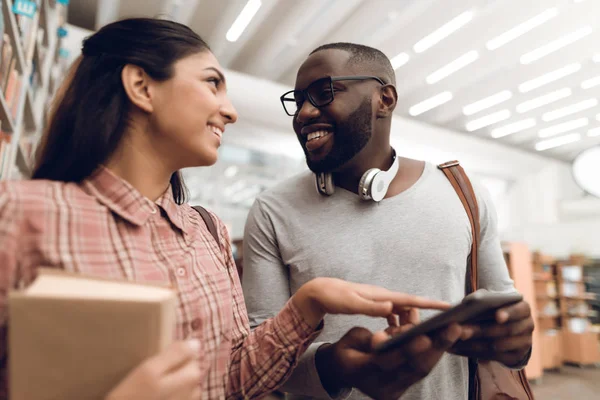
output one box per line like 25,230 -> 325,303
315,148 -> 399,202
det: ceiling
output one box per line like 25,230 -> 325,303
67,0 -> 600,162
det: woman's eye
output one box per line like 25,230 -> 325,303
207,78 -> 220,87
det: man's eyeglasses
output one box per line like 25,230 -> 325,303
280,75 -> 386,116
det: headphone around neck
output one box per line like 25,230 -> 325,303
315,148 -> 399,202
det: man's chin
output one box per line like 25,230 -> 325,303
305,155 -> 343,174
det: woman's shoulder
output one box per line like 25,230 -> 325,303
0,179 -> 93,214
181,203 -> 229,244
181,203 -> 225,230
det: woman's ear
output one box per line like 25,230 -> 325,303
121,64 -> 154,113
376,85 -> 398,118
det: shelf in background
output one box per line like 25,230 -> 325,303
0,0 -> 68,180
23,88 -> 37,132
15,141 -> 30,176
0,93 -> 16,133
2,0 -> 27,74
563,293 -> 596,301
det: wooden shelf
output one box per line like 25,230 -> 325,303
535,293 -> 560,300
563,294 -> 596,301
504,243 -> 543,380
562,331 -> 600,365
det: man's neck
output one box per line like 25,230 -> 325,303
333,147 -> 395,195
332,154 -> 425,200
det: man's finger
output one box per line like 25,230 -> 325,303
481,318 -> 534,338
450,338 -> 494,357
403,325 -> 462,379
431,324 -> 463,350
493,335 -> 533,352
374,335 -> 432,370
387,314 -> 399,327
340,327 -> 376,353
496,301 -> 530,324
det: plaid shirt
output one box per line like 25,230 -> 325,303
0,167 -> 320,399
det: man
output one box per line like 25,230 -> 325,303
242,43 -> 533,399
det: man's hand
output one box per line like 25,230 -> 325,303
316,323 -> 464,400
450,300 -> 534,367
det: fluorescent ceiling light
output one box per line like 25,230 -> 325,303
588,127 -> 600,137
466,109 -> 511,132
226,0 -> 262,42
518,63 -> 581,93
520,26 -> 593,64
391,52 -> 410,69
426,51 -> 479,84
491,118 -> 536,138
516,88 -> 572,113
581,76 -> 600,90
542,98 -> 598,122
463,90 -> 512,116
414,11 -> 474,53
409,91 -> 453,116
594,54 -> 600,63
535,133 -> 581,151
486,8 -> 558,51
538,117 -> 588,138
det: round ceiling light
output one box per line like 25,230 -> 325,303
572,145 -> 600,198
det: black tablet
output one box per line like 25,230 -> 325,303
375,290 -> 523,353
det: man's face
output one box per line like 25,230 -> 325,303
292,50 -> 377,173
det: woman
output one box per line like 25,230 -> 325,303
0,19 -> 454,399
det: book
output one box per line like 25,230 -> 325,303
8,268 -> 177,400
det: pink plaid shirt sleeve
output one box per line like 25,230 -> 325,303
0,168 -> 322,399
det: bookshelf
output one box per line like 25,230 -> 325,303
557,255 -> 600,366
502,242 -> 543,381
532,252 -> 564,370
0,0 -> 69,181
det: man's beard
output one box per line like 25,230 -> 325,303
304,98 -> 372,173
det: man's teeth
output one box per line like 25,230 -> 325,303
209,125 -> 223,138
307,131 -> 331,141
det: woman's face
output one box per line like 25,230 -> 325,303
149,51 -> 237,169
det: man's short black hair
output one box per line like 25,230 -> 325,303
309,42 -> 396,86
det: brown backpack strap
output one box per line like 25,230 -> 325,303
439,160 -> 481,400
192,205 -> 219,243
438,161 -> 534,400
438,161 -> 479,293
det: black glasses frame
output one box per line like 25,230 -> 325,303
280,75 -> 386,116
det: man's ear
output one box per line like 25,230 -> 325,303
121,64 -> 154,113
376,85 -> 398,118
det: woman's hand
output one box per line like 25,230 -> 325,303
106,340 -> 202,400
292,277 -> 450,328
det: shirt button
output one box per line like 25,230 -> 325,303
177,268 -> 186,277
191,318 -> 201,331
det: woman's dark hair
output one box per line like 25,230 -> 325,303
33,18 -> 211,204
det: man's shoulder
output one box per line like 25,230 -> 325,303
256,170 -> 315,205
